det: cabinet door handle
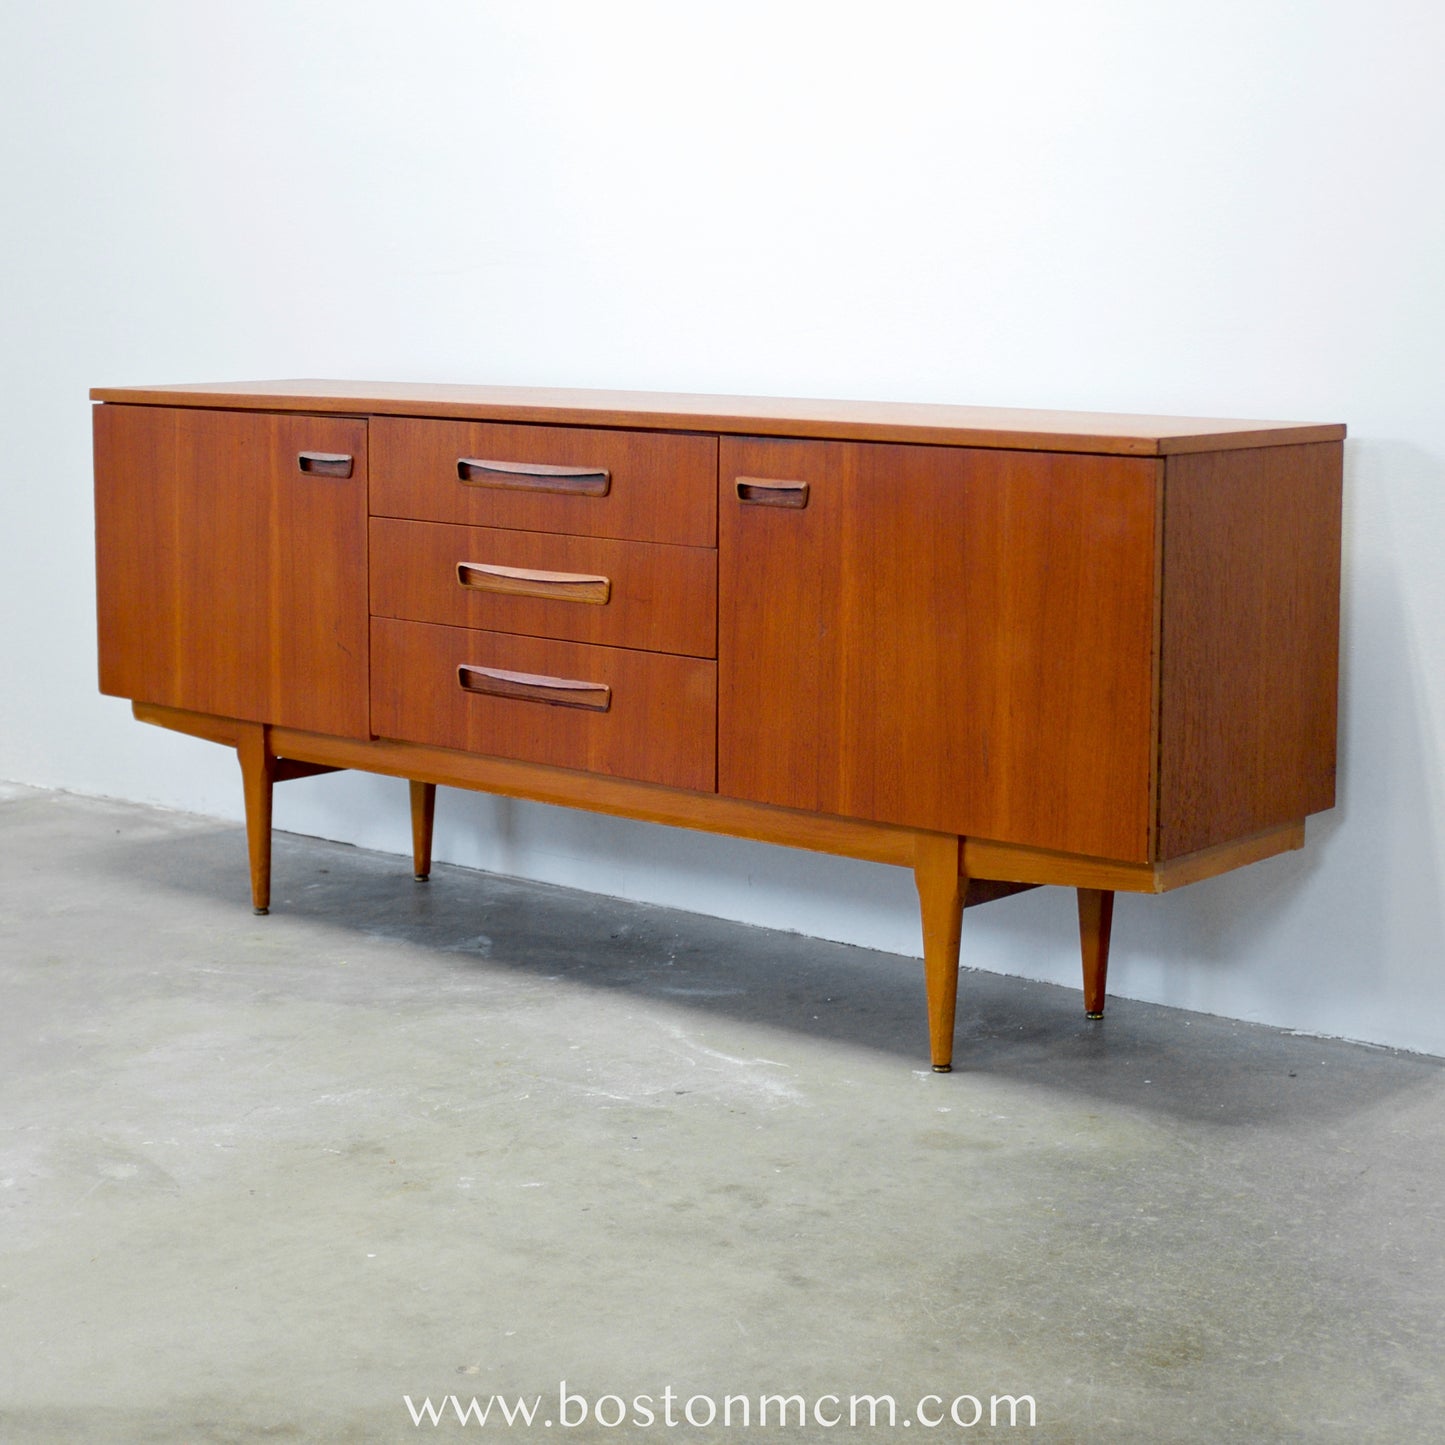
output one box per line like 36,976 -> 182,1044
735,476 -> 809,508
297,451 -> 354,478
457,664 -> 612,712
456,561 -> 611,606
456,457 -> 611,497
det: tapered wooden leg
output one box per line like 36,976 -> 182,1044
914,833 -> 967,1072
410,780 -> 436,880
236,723 -> 275,915
1077,887 -> 1115,1019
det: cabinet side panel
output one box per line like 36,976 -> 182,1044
1158,442 -> 1342,857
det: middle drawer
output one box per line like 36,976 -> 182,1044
370,518 -> 717,658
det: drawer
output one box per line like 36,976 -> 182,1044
371,617 -> 716,792
370,518 -> 716,658
371,417 -> 717,546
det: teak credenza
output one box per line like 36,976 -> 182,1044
91,381 -> 1345,1069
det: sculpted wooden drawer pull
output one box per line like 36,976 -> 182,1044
735,476 -> 809,508
296,450 -> 354,478
457,664 -> 612,712
456,561 -> 612,606
457,457 -> 611,496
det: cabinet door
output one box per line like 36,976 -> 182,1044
718,438 -> 1161,861
95,405 -> 369,738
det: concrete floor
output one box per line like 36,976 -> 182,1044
1,784 -> 1442,1443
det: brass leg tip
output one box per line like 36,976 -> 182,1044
253,906 -> 269,916
1085,1010 -> 1104,1020
931,1063 -> 953,1073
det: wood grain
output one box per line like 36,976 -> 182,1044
95,405 -> 369,738
371,618 -> 716,792
1157,442 -> 1342,857
91,382 -> 1346,457
370,518 -> 716,657
718,437 -> 1161,860
371,416 -> 717,546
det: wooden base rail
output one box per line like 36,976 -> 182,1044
135,701 -> 1307,1072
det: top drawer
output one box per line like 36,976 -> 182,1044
371,417 -> 717,547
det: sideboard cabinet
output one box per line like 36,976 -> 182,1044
92,382 -> 1344,1069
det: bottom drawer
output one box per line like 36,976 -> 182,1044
371,617 -> 716,792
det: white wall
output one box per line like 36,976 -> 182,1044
3,1 -> 1443,1052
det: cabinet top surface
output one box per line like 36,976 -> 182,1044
89,379 -> 1346,456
